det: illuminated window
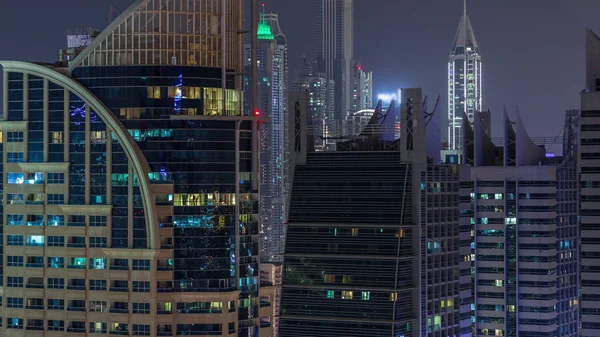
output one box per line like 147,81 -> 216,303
324,274 -> 335,283
440,300 -> 446,308
90,258 -> 107,270
508,305 -> 515,312
351,228 -> 359,236
479,193 -> 489,199
341,291 -> 353,300
495,280 -> 503,287
447,298 -> 454,308
390,293 -> 398,301
90,131 -> 106,144
480,217 -> 488,224
342,275 -> 351,284
362,292 -> 370,300
69,257 -> 86,269
494,193 -> 503,200
7,172 -> 24,184
147,87 -> 161,99
326,290 -> 334,299
495,329 -> 504,336
26,235 -> 45,246
505,217 -> 516,224
51,131 -> 63,144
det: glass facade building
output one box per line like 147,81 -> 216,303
280,89 -> 463,337
0,0 -> 273,336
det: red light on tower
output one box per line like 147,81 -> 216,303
253,110 -> 261,116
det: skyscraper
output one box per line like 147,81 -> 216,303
280,89 -> 463,337
0,0 -> 271,336
579,28 -> 600,337
245,9 -> 288,263
291,57 -> 334,151
443,0 -> 482,163
461,110 -> 579,337
316,0 -> 354,144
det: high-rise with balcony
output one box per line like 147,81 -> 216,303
245,9 -> 287,263
460,109 -> 578,337
0,0 -> 272,336
579,29 -> 600,337
442,1 -> 482,164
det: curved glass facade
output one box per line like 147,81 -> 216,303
0,0 -> 269,335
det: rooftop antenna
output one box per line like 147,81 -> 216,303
463,0 -> 467,46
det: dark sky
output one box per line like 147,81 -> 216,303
1,0 -> 599,142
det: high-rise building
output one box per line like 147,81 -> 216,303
350,62 -> 373,113
443,1 -> 482,163
579,28 -> 600,337
316,0 -> 354,144
260,263 -> 283,337
280,89 -> 463,337
291,57 -> 334,151
460,110 -> 579,337
245,9 -> 287,263
0,1 -> 272,336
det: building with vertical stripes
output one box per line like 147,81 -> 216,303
0,0 -> 272,336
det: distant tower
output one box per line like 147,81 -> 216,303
316,0 -> 354,146
245,6 -> 287,263
444,0 -> 482,163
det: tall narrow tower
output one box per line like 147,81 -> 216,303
444,0 -> 482,163
316,0 -> 354,146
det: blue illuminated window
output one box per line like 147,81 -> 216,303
47,215 -> 64,226
7,172 -> 24,184
7,214 -> 24,226
48,257 -> 64,268
90,258 -> 107,270
26,235 -> 44,247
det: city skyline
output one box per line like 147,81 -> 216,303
1,1 -> 598,141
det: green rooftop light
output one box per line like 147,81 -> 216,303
257,4 -> 274,40
257,20 -> 274,40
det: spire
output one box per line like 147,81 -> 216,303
451,0 -> 479,54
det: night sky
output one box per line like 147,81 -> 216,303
1,0 -> 600,144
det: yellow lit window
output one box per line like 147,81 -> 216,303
342,275 -> 351,284
390,293 -> 398,301
447,298 -> 454,308
508,305 -> 515,312
495,329 -> 504,336
341,291 -> 353,299
440,300 -> 446,308
495,280 -> 503,287
147,86 -> 161,99
351,228 -> 359,236
51,131 -> 63,144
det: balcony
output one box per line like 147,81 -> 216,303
26,263 -> 44,268
67,307 -> 86,312
109,331 -> 129,336
26,326 -> 45,331
67,222 -> 86,227
109,287 -> 129,292
157,332 -> 173,336
109,265 -> 129,271
110,308 -> 129,314
26,284 -> 44,289
26,305 -> 44,310
67,328 -> 86,333
157,310 -> 172,315
67,243 -> 86,248
67,285 -> 86,291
